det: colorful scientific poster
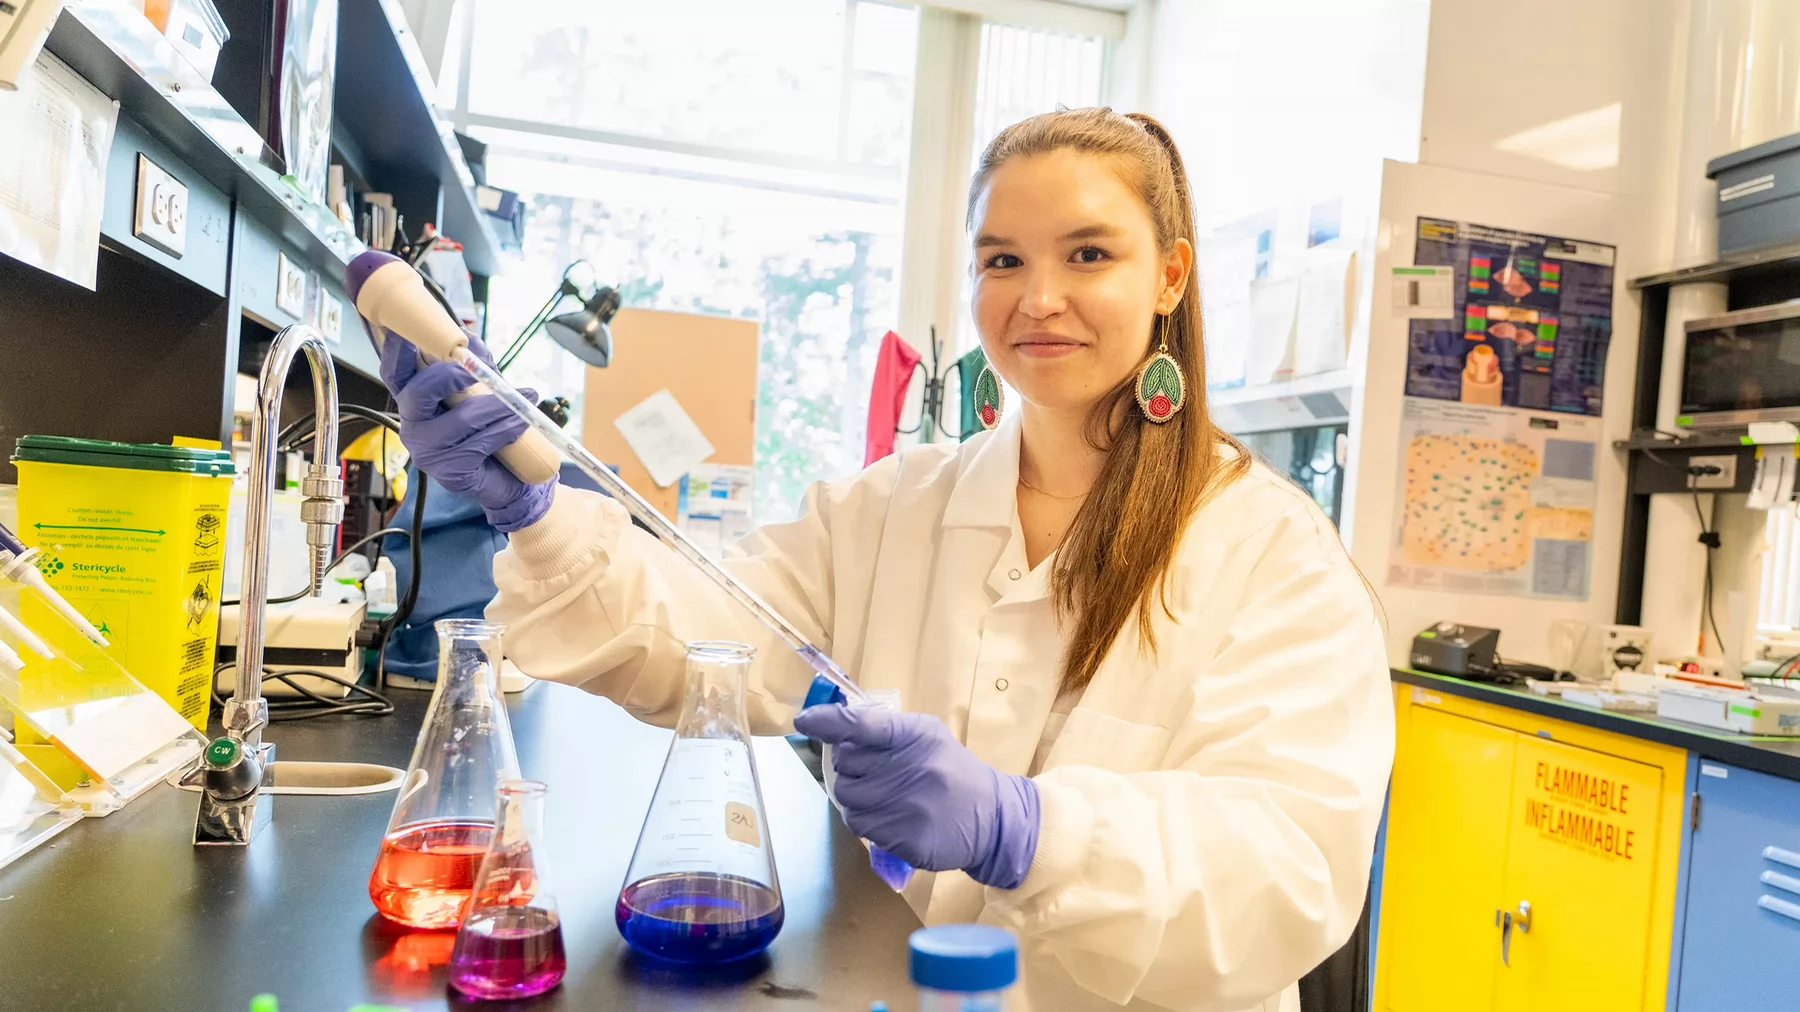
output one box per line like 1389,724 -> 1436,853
1388,399 -> 1598,600
1405,218 -> 1616,416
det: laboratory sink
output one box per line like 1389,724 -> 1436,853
171,761 -> 403,796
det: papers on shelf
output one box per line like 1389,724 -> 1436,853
0,51 -> 117,289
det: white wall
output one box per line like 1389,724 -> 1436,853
1343,0 -> 1691,668
1146,0 -> 1693,667
1147,0 -> 1432,236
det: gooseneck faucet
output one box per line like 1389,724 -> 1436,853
190,324 -> 343,846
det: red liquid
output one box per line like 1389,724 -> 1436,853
449,907 -> 567,1000
369,819 -> 493,929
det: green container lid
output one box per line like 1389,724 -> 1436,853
13,436 -> 236,477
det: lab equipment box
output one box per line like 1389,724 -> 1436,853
12,436 -> 235,730
1707,132 -> 1800,256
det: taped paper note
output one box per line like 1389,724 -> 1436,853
1392,265 -> 1454,319
615,390 -> 715,488
1294,250 -> 1357,375
0,52 -> 117,289
1246,275 -> 1299,385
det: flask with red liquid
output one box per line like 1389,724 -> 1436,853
450,779 -> 567,1000
368,619 -> 520,929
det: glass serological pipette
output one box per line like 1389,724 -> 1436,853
348,252 -> 912,889
453,351 -> 870,705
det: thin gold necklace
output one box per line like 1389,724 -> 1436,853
1017,474 -> 1088,501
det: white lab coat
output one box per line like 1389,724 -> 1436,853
489,411 -> 1394,1012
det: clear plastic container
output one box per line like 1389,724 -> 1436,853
910,925 -> 1019,1011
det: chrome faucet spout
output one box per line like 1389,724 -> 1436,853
195,324 -> 341,846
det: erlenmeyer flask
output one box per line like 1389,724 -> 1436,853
369,619 -> 521,929
449,780 -> 567,1000
617,641 -> 785,964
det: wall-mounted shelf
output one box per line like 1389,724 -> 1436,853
1209,369 -> 1355,435
1630,239 -> 1800,291
336,0 -> 500,276
1612,430 -> 1757,495
46,0 -> 499,283
47,3 -> 365,289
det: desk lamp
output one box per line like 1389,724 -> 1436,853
497,260 -> 622,373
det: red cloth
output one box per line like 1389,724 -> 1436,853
865,330 -> 923,466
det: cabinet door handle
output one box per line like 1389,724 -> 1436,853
1761,870 -> 1800,897
1764,845 -> 1800,870
1496,909 -> 1514,966
1758,894 -> 1800,923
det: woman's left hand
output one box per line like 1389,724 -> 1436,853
794,703 -> 1040,889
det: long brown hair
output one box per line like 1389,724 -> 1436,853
968,108 -> 1250,696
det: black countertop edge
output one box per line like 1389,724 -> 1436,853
1390,668 -> 1800,782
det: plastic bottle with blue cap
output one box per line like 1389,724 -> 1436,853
910,924 -> 1020,1011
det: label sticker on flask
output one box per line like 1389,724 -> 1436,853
726,802 -> 760,846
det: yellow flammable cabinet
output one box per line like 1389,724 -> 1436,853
1374,682 -> 1688,1012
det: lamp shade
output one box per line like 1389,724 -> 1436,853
544,287 -> 621,368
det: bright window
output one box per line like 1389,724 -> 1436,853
444,3 -> 1112,519
457,0 -> 918,522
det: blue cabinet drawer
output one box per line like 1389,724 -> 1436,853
1675,762 -> 1800,1010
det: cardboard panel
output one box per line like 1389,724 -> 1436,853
581,308 -> 760,518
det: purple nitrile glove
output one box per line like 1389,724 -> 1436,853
793,703 -> 1040,890
378,329 -> 555,533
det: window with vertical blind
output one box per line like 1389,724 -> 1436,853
954,20 -> 1109,358
1761,509 -> 1800,630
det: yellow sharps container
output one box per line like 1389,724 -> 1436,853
12,436 -> 235,730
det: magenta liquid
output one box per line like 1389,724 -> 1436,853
448,906 -> 567,1000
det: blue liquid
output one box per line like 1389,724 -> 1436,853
616,872 -> 784,964
869,847 -> 915,891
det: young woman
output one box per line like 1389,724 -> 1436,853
380,108 -> 1394,1012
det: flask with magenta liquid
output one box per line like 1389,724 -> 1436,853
616,641 -> 785,964
368,619 -> 520,929
449,779 -> 567,1000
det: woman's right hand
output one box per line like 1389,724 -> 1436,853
378,330 -> 556,532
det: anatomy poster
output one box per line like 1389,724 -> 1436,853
1404,218 -> 1615,416
1388,399 -> 1598,600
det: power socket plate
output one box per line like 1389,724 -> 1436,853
1690,454 -> 1738,489
133,154 -> 187,258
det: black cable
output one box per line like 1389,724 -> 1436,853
376,470 -> 428,688
276,405 -> 401,454
1641,449 -> 1731,652
210,662 -> 394,721
1691,486 -> 1726,652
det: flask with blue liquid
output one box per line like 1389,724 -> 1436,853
616,641 -> 784,964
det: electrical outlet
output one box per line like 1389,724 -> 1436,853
320,292 -> 343,345
133,154 -> 187,258
276,253 -> 306,318
1690,454 -> 1738,489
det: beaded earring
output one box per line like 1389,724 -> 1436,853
974,364 -> 1004,430
1135,312 -> 1185,424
